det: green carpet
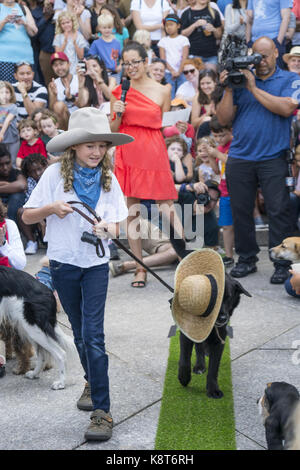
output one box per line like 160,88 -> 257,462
155,331 -> 236,450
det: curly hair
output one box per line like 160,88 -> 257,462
165,135 -> 188,156
21,153 -> 48,179
60,148 -> 112,193
55,11 -> 78,34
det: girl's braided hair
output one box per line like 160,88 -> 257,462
60,148 -> 112,193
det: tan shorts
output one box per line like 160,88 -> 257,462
139,219 -> 170,255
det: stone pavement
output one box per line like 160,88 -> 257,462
1,245 -> 300,450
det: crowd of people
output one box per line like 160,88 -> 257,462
2,0 -> 300,442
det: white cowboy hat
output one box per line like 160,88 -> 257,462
172,248 -> 225,343
283,46 -> 300,64
46,107 -> 134,153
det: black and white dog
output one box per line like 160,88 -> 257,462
170,236 -> 251,398
0,266 -> 75,389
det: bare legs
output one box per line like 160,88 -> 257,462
126,197 -> 184,286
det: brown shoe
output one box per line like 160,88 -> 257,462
77,382 -> 93,411
84,409 -> 113,441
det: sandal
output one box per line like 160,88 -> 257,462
131,267 -> 147,288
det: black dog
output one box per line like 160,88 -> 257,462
170,236 -> 251,399
258,382 -> 300,450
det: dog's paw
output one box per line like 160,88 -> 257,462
178,365 -> 191,387
51,380 -> 65,390
206,388 -> 224,399
193,365 -> 206,375
25,371 -> 38,380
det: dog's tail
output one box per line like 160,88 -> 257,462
286,402 -> 300,450
54,324 -> 77,362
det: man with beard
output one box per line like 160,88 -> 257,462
217,36 -> 300,284
48,51 -> 79,130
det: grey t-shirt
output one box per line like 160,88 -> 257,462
0,103 -> 19,143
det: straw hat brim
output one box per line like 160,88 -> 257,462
172,249 -> 225,343
46,128 -> 134,153
283,52 -> 300,63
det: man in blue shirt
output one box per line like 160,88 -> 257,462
217,36 -> 300,283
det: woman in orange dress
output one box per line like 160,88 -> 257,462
111,42 -> 183,287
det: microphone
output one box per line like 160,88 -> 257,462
117,78 -> 130,118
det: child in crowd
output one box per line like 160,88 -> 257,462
165,135 -> 193,183
89,14 -> 122,82
39,110 -> 63,162
289,144 -> 300,231
17,153 -> 48,254
31,108 -> 45,138
99,4 -> 129,49
162,98 -> 196,157
16,119 -> 47,169
132,29 -> 155,65
195,136 -> 219,183
201,115 -> 234,267
158,14 -> 190,99
0,81 -> 19,167
53,11 -> 88,75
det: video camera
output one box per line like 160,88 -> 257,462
218,34 -> 262,88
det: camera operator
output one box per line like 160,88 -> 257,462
217,36 -> 300,284
177,179 -> 221,249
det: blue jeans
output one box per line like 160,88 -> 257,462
50,261 -> 110,412
165,71 -> 187,100
0,192 -> 26,223
285,275 -> 300,298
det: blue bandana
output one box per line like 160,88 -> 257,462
73,162 -> 101,210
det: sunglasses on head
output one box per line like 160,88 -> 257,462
183,68 -> 196,75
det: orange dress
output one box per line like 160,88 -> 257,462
112,86 -> 178,200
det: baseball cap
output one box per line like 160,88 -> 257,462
205,179 -> 221,197
50,52 -> 69,64
171,98 -> 188,108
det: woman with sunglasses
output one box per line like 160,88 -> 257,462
77,56 -> 116,109
175,57 -> 204,106
111,41 -> 184,288
0,0 -> 37,83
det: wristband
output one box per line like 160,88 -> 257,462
22,93 -> 28,99
180,183 -> 186,192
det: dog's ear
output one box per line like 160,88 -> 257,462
233,278 -> 252,297
295,242 -> 300,256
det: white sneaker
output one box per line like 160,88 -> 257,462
25,241 -> 38,255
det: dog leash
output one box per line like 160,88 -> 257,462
67,200 -> 175,294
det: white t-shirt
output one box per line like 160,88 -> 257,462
157,34 -> 190,71
175,80 -> 196,106
0,219 -> 26,271
24,163 -> 128,268
55,74 -> 79,113
130,0 -> 171,40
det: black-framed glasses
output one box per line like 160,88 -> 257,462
183,68 -> 196,75
122,59 -> 145,69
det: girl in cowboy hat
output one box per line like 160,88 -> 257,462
21,107 -> 133,442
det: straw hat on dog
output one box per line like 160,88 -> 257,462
172,249 -> 225,343
46,107 -> 133,153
